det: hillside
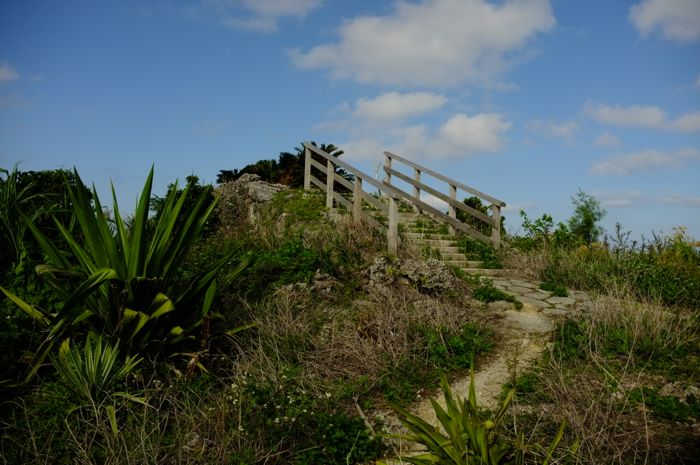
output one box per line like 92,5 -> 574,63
1,171 -> 699,465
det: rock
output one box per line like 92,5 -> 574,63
547,296 -> 576,306
217,174 -> 288,224
365,257 -> 460,294
543,308 -> 568,317
517,295 -> 550,309
313,271 -> 340,295
487,300 -> 513,311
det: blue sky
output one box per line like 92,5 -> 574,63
1,0 -> 699,240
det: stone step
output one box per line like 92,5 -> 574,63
403,232 -> 459,241
459,267 -> 507,277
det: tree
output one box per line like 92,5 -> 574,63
216,142 -> 353,190
568,189 -> 605,245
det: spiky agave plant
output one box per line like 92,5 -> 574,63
389,370 -> 568,465
1,167 -> 247,381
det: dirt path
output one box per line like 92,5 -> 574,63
378,274 -> 592,451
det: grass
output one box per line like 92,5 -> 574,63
473,279 -> 523,310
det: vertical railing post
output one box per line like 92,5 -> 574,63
388,196 -> 399,255
448,183 -> 457,234
413,168 -> 421,213
384,152 -> 393,186
491,203 -> 502,249
353,177 -> 363,224
303,145 -> 311,190
326,158 -> 334,209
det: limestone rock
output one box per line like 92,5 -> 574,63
365,256 -> 460,294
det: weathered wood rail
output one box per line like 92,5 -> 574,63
302,142 -> 505,254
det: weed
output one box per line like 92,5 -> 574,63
627,387 -> 700,423
473,281 -> 523,310
539,281 -> 568,297
420,324 -> 495,370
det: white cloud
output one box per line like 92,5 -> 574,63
594,131 -> 621,147
354,92 -> 447,122
290,0 -> 555,87
525,119 -> 579,143
585,101 -> 700,133
0,61 -> 19,83
590,148 -> 700,175
629,0 -> 700,43
436,113 -> 511,155
205,0 -> 322,32
340,112 -> 511,164
594,191 -> 643,207
661,194 -> 700,207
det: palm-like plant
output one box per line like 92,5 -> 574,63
1,167 -> 247,381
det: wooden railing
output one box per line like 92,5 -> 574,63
383,151 -> 505,247
302,143 -> 505,254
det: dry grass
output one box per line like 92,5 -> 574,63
235,282 -> 483,398
515,291 -> 699,464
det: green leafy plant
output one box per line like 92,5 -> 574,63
1,167 -> 247,380
51,333 -> 144,433
390,371 -> 567,465
52,333 -> 142,406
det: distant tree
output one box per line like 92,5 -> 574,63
568,189 -> 605,245
456,196 -> 505,237
217,142 -> 353,190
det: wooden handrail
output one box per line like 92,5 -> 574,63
303,142 -> 504,251
383,151 -> 506,207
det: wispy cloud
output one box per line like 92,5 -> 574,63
590,148 -> 700,175
585,101 -> 700,133
594,131 -> 621,147
661,194 -> 700,207
291,0 -> 555,87
0,61 -> 19,83
594,191 -> 643,207
629,0 -> 700,43
354,92 -> 447,122
525,119 -> 578,143
203,0 -> 322,33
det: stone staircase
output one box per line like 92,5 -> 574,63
398,209 -> 505,277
